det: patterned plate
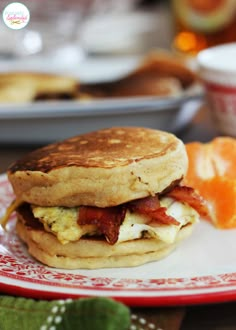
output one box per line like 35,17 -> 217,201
0,174 -> 236,306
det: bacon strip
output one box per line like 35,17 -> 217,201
78,206 -> 126,244
147,207 -> 180,226
129,195 -> 180,225
78,185 -> 209,245
166,185 -> 209,218
128,195 -> 160,213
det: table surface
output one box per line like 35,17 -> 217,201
0,106 -> 235,330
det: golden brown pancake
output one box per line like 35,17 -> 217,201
0,72 -> 78,102
8,127 -> 188,207
80,51 -> 196,98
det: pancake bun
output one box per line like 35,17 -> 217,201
8,127 -> 188,207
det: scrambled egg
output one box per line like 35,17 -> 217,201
31,197 -> 199,245
31,206 -> 97,244
118,198 -> 198,244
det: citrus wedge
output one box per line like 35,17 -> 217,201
184,137 -> 236,228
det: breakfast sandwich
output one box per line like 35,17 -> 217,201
2,127 -> 208,269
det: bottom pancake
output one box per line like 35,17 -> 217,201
16,212 -> 194,269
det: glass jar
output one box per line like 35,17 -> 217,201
172,0 -> 236,56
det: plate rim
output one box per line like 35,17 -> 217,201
0,281 -> 236,306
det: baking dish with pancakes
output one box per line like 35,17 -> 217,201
0,51 -> 198,103
0,51 -> 202,144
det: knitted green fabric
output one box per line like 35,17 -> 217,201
0,296 -> 130,330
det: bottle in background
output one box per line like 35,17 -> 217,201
172,0 -> 236,56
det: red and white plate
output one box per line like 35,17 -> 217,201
0,174 -> 236,306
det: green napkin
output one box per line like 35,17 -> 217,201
0,296 -> 130,330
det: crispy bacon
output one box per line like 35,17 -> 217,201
77,185 -> 209,245
78,206 -> 126,244
166,185 -> 209,218
147,207 -> 180,226
129,195 -> 160,213
129,196 -> 179,225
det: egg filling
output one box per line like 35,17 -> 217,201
31,197 -> 199,245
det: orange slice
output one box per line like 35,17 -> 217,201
210,137 -> 236,179
184,137 -> 236,229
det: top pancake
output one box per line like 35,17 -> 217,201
8,127 -> 188,207
9,127 -> 181,172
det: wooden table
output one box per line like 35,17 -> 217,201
0,107 -> 235,330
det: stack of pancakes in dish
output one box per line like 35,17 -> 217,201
0,51 -> 196,103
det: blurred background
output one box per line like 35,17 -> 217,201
0,0 -> 174,79
0,0 -> 235,146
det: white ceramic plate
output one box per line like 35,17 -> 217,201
0,174 -> 236,306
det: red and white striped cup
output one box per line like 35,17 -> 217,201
198,43 -> 236,137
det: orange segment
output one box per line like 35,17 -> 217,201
184,137 -> 236,229
185,142 -> 215,182
211,137 -> 236,179
197,177 -> 236,228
